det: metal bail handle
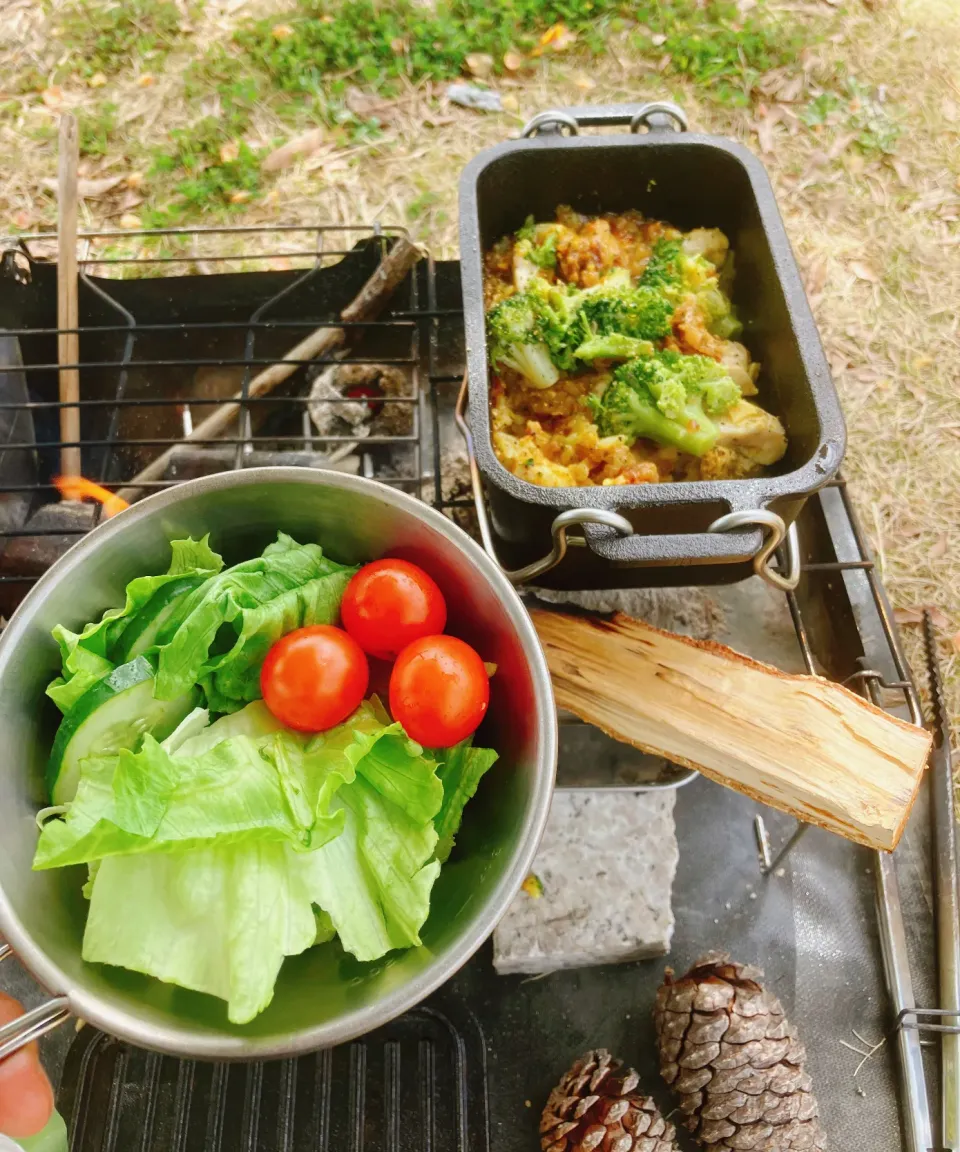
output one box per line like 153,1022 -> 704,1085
521,101 -> 688,138
708,509 -> 800,592
0,940 -> 72,1062
455,377 -> 633,584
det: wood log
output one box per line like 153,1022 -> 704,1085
57,113 -> 81,477
531,609 -> 931,851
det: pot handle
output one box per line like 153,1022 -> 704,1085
0,940 -> 72,1062
583,509 -> 801,591
455,378 -> 634,583
521,101 -> 688,138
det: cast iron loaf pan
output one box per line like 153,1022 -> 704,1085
458,103 -> 846,590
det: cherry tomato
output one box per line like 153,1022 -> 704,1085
341,558 -> 447,660
389,634 -> 489,747
261,625 -> 369,732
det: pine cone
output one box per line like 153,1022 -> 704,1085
654,953 -> 827,1151
541,1049 -> 679,1152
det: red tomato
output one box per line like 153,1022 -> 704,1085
389,634 -> 489,747
261,625 -> 369,732
341,558 -> 447,660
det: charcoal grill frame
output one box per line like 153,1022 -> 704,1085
0,220 -> 937,1150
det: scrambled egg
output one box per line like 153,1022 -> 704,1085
484,208 -> 786,487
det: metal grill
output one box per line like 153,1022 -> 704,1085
0,222 -> 938,1150
0,224 -> 430,603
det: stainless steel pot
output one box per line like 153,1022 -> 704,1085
0,468 -> 557,1061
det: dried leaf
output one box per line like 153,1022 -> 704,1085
40,174 -> 125,198
574,72 -> 596,91
219,141 -> 239,164
538,22 -> 576,52
891,158 -> 911,186
930,535 -> 949,560
136,74 -> 155,88
894,605 -> 951,629
850,260 -> 879,283
953,630 -> 960,656
229,190 -> 251,204
827,131 -> 858,160
390,37 -> 407,54
501,93 -> 519,113
754,116 -> 779,155
650,32 -> 667,46
114,190 -> 144,213
126,171 -> 144,189
465,52 -> 494,78
503,49 -> 525,71
271,23 -> 294,40
41,86 -> 63,110
942,97 -> 959,123
118,213 -> 141,229
88,72 -> 107,89
262,126 -> 326,172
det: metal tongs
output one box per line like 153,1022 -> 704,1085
926,612 -> 960,1151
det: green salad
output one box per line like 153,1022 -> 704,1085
33,533 -> 497,1024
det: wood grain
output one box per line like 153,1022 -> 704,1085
57,114 -> 80,477
532,609 -> 931,851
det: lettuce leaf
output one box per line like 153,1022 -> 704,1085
46,536 -> 223,714
156,533 -> 355,712
433,740 -> 499,863
33,699 -> 398,870
82,841 -> 318,1024
33,729 -> 350,869
297,719 -> 445,961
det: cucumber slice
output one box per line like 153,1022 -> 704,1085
47,656 -> 197,805
114,575 -> 206,662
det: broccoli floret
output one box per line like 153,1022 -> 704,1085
641,238 -> 741,337
574,332 -> 655,361
638,238 -> 684,294
589,351 -> 741,457
516,215 -> 537,243
528,231 -> 558,269
696,284 -> 742,339
575,277 -> 675,343
669,351 -> 741,412
486,292 -> 561,390
515,216 -> 559,270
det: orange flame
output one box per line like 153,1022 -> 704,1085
53,476 -> 130,519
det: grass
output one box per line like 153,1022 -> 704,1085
235,0 -> 803,104
53,0 -> 188,78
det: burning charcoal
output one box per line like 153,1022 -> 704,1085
308,364 -> 374,439
308,363 -> 414,441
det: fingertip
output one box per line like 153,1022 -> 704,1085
0,1052 -> 55,1139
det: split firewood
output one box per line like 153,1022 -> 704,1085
116,236 -> 422,502
531,609 -> 932,851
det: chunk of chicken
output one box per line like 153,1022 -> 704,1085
698,445 -> 761,480
682,227 -> 730,267
712,399 -> 787,467
719,341 -> 759,397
